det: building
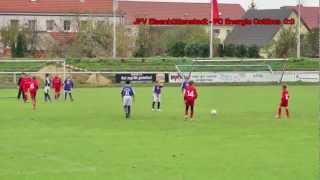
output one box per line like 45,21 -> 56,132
0,0 -> 119,57
118,1 -> 245,42
0,0 -> 116,32
224,8 -> 309,57
0,0 -> 245,57
284,5 -> 319,30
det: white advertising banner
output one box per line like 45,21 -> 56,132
169,71 -> 319,83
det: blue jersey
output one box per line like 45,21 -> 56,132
181,81 -> 189,91
153,85 -> 162,95
121,85 -> 134,97
64,79 -> 73,91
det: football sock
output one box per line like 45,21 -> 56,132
185,105 -> 189,116
47,94 -> 51,102
285,109 -> 290,118
190,105 -> 194,118
128,106 -> 131,118
152,102 -> 155,109
69,93 -> 73,101
157,102 -> 160,109
278,107 -> 282,117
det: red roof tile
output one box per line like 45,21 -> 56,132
49,32 -> 77,46
119,1 -> 245,25
285,6 -> 319,29
0,0 -> 113,14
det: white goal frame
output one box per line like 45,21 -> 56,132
0,59 -> 66,81
192,58 -> 289,62
175,64 -> 274,81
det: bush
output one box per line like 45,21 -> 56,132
217,44 -> 224,57
224,44 -> 236,57
247,45 -> 260,58
235,45 -> 247,58
198,43 -> 209,57
184,43 -> 209,58
168,41 -> 186,57
134,45 -> 148,57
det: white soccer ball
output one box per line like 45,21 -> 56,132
210,109 -> 217,115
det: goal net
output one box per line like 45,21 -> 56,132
0,59 -> 66,89
174,59 -> 287,83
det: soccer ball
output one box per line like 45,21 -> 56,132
210,109 -> 217,115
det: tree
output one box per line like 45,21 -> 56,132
247,45 -> 260,58
134,25 -> 152,57
302,28 -> 319,57
67,21 -> 133,58
273,27 -> 297,58
0,24 -> 37,57
168,41 -> 186,57
14,32 -> 27,57
134,25 -> 217,57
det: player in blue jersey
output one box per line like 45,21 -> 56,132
121,80 -> 135,119
152,81 -> 163,111
64,77 -> 74,102
181,73 -> 191,93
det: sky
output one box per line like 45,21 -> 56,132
126,0 -> 318,9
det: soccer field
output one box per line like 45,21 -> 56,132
0,86 -> 318,180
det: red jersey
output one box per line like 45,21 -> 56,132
22,77 -> 31,92
184,85 -> 198,102
29,80 -> 39,93
281,90 -> 289,103
52,76 -> 62,89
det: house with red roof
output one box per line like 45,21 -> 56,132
283,5 -> 319,30
0,0 -> 119,57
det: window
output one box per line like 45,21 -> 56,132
46,20 -> 54,31
214,29 -> 220,35
64,20 -> 71,31
10,20 -> 19,28
28,20 -> 36,31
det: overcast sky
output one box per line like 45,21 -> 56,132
126,0 -> 318,9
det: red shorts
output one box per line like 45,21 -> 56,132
54,87 -> 61,93
22,89 -> 29,93
185,99 -> 195,106
30,91 -> 37,98
280,101 -> 288,107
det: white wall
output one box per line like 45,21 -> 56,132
0,13 -> 122,32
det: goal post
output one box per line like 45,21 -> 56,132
0,59 -> 66,89
174,59 -> 281,83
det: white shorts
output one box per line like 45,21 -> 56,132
123,96 -> 133,106
153,93 -> 161,102
44,86 -> 50,93
64,89 -> 72,93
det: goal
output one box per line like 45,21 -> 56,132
174,59 -> 287,83
0,59 -> 66,89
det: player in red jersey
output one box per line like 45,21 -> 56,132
17,73 -> 26,101
183,80 -> 198,120
22,74 -> 32,103
276,85 -> 290,119
52,75 -> 62,100
29,76 -> 39,110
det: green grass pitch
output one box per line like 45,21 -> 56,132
0,86 -> 317,180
